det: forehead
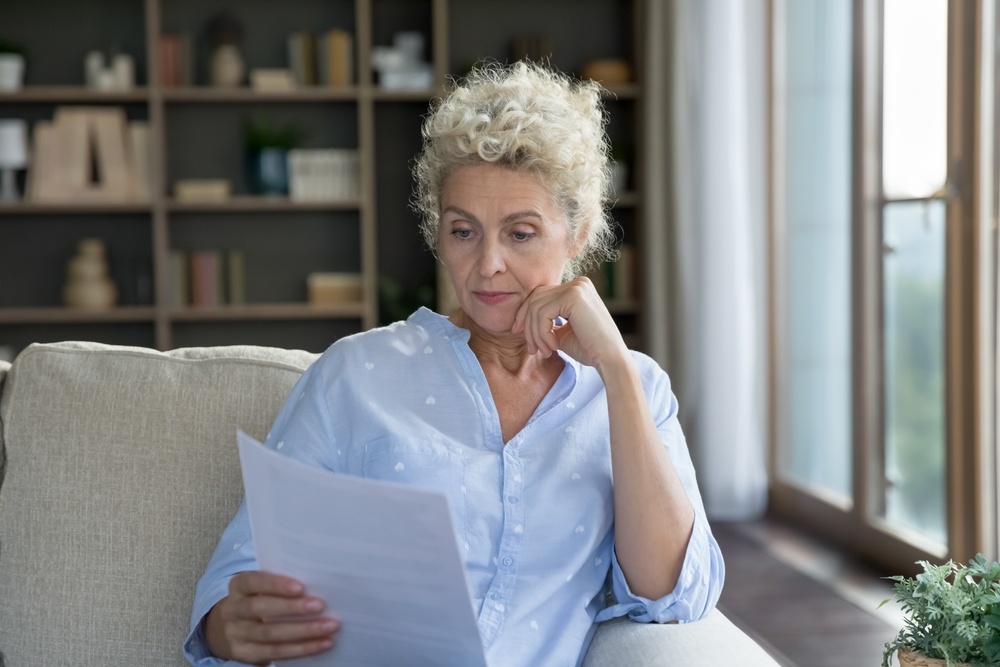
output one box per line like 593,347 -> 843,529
440,164 -> 562,217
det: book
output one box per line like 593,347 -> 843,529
287,32 -> 317,86
288,148 -> 360,201
190,250 -> 221,307
174,179 -> 231,202
321,29 -> 353,86
89,107 -> 132,201
250,68 -> 296,92
129,121 -> 151,202
158,34 -> 181,87
226,249 -> 246,305
27,121 -> 63,201
168,250 -> 189,307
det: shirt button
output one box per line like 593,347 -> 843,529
507,495 -> 519,504
490,593 -> 500,601
502,556 -> 513,567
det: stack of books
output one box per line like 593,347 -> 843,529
169,249 -> 246,308
28,107 -> 151,204
288,29 -> 354,87
288,149 -> 360,201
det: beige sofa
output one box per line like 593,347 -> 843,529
0,341 -> 778,666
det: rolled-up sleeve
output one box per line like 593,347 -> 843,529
595,353 -> 725,624
183,358 -> 340,666
596,514 -> 724,623
183,500 -> 257,665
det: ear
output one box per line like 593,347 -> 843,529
568,219 -> 591,259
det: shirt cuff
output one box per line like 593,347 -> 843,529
595,516 -> 724,624
183,580 -> 232,666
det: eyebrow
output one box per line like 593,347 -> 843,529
442,206 -> 544,225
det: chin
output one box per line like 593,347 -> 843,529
462,303 -> 518,335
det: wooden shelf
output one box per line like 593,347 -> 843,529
0,0 -> 644,355
0,306 -> 156,324
167,196 -> 362,213
169,302 -> 365,321
0,202 -> 152,215
162,86 -> 360,103
0,86 -> 150,103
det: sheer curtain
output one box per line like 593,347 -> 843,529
642,0 -> 768,519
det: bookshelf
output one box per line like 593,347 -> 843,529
0,0 -> 645,358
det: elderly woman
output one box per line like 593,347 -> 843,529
185,61 -> 723,667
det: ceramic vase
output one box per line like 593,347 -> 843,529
0,54 -> 25,91
210,44 -> 244,87
246,148 -> 289,196
63,238 -> 118,309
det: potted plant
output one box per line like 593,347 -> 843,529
242,118 -> 305,196
880,553 -> 1000,667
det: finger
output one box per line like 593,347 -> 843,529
242,593 -> 327,621
232,616 -> 340,645
230,571 -> 305,598
526,297 -> 563,357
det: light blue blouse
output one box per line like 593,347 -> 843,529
185,308 -> 724,667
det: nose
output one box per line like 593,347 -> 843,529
477,237 -> 506,277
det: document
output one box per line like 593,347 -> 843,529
237,430 -> 488,667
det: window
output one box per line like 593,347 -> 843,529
770,0 -> 994,570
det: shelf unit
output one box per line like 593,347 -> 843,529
0,0 -> 645,358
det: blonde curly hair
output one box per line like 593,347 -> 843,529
411,61 -> 617,279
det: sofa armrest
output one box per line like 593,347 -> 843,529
582,608 -> 780,667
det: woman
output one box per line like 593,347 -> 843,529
185,61 -> 723,667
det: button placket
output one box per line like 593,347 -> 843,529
476,444 -> 526,646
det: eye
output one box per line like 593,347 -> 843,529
451,228 -> 474,240
512,230 -> 535,242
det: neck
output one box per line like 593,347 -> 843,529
450,309 -> 550,375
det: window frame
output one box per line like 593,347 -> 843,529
767,0 -> 995,573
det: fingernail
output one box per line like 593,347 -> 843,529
305,598 -> 323,613
321,619 -> 340,632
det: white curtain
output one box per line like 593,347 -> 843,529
643,0 -> 768,520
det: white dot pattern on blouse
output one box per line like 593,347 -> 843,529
530,620 -> 539,630
571,473 -> 581,481
426,396 -> 436,405
365,362 -> 374,370
424,346 -> 433,354
565,426 -> 575,433
394,462 -> 405,472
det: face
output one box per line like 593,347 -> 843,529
438,163 -> 577,336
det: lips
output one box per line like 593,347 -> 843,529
473,291 -> 514,305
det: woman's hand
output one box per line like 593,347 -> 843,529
512,276 -> 629,370
204,571 -> 340,665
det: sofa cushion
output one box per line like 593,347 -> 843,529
0,341 -> 318,667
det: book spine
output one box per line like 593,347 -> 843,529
169,250 -> 189,307
190,250 -> 221,307
227,249 -> 246,305
159,34 -> 180,87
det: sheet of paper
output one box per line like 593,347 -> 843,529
237,430 -> 488,667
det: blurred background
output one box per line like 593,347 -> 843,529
0,1 -> 998,664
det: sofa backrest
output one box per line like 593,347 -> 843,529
0,341 -> 319,666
